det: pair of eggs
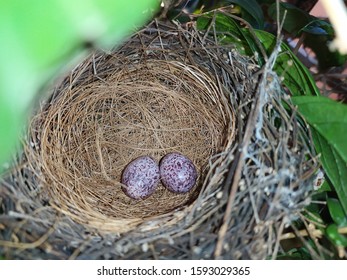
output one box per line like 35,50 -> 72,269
121,152 -> 198,199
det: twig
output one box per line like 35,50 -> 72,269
280,226 -> 347,240
272,219 -> 286,259
292,33 -> 306,56
0,221 -> 56,249
214,65 -> 263,259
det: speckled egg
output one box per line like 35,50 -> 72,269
121,156 -> 160,199
160,152 -> 198,193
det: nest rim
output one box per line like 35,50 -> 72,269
25,46 -> 236,233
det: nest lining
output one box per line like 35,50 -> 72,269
25,37 -> 235,231
0,19 -> 320,259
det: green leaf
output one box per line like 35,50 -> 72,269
197,13 -> 263,62
229,0 -> 264,28
197,13 -> 320,97
268,2 -> 311,35
0,0 -> 159,168
190,0 -> 264,28
303,26 -> 327,36
302,18 -> 347,70
254,30 -> 319,96
304,33 -> 347,71
292,96 -> 347,214
277,247 -> 312,260
292,96 -> 347,163
268,2 -> 346,70
302,19 -> 334,37
314,133 -> 347,214
326,224 -> 347,247
327,198 -> 347,226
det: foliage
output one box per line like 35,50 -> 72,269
292,96 -> 347,213
0,0 -> 159,169
267,2 -> 347,70
169,0 -> 346,70
197,13 -> 320,97
191,0 -> 347,258
276,247 -> 313,260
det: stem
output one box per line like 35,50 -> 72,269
280,226 -> 347,240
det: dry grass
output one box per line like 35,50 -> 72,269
27,58 -> 234,232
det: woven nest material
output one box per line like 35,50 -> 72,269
0,19 -> 319,259
27,54 -> 234,231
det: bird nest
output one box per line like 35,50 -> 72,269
0,19 -> 319,259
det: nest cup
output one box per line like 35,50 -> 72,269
27,24 -> 235,233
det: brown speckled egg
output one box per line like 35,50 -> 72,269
160,152 -> 197,193
121,156 -> 160,199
